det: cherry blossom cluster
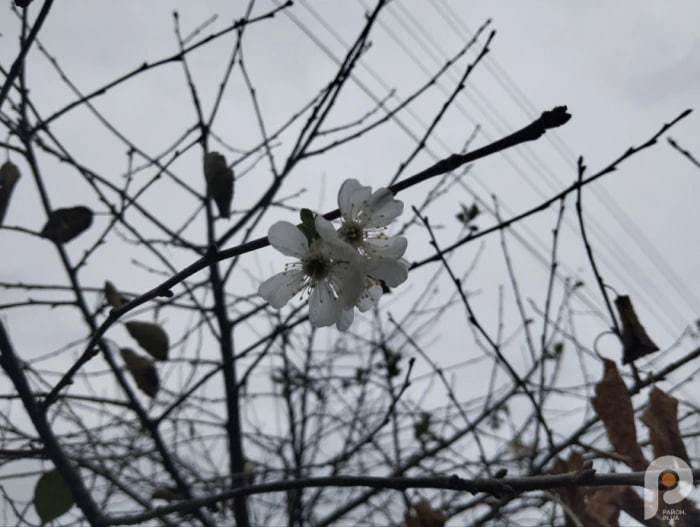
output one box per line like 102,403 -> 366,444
258,179 -> 409,331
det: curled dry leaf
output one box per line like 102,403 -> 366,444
615,295 -> 659,364
203,151 -> 234,219
641,387 -> 689,463
104,281 -> 123,309
552,451 -> 590,525
120,348 -> 159,398
615,486 -> 666,527
125,321 -> 169,361
591,359 -> 647,471
0,160 -> 21,226
585,487 -> 623,527
551,454 -> 629,527
40,206 -> 93,244
404,499 -> 447,527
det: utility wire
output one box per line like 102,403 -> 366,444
433,0 -> 700,319
386,0 -> 689,331
299,0 -> 683,337
286,0 -> 616,330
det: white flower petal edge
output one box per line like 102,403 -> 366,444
362,188 -> 404,228
314,216 -> 342,245
335,261 -> 365,309
357,282 -> 383,312
363,236 -> 407,260
268,221 -> 309,258
309,281 -> 341,327
336,308 -> 355,331
367,258 -> 409,288
258,269 -> 304,308
338,179 -> 371,222
338,180 -> 403,228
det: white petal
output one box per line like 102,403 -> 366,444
367,258 -> 409,287
308,281 -> 340,327
347,187 -> 373,222
362,189 -> 403,228
338,179 -> 362,215
364,236 -> 407,260
357,283 -> 383,312
315,215 -> 340,242
258,270 -> 305,308
338,179 -> 370,222
336,309 -> 354,331
268,221 -> 309,258
335,261 -> 365,308
320,232 -> 360,263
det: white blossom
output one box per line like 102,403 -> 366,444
257,219 -> 364,328
333,179 -> 407,261
258,179 -> 409,332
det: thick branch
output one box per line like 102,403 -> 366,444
0,321 -> 106,527
107,468 -> 700,525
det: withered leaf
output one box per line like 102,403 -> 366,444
0,161 -> 21,226
641,387 -> 689,463
615,486 -> 666,526
203,152 -> 233,219
404,499 -> 447,527
120,348 -> 159,398
40,206 -> 93,244
125,321 -> 169,361
591,360 -> 647,471
104,281 -> 123,309
615,295 -> 659,363
552,452 -> 589,526
585,487 -> 622,527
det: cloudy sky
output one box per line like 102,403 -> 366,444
1,1 -> 699,524
3,1 -> 697,336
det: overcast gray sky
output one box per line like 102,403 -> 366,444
3,1 -> 697,335
1,2 -> 699,524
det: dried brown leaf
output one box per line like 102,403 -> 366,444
615,295 -> 659,364
0,160 -> 21,226
641,387 -> 689,463
404,499 -> 447,527
615,486 -> 666,527
552,452 -> 590,526
40,206 -> 93,244
204,152 -> 233,219
125,321 -> 169,361
678,500 -> 700,527
104,281 -> 123,309
120,348 -> 159,398
591,360 -> 647,470
585,487 -> 621,527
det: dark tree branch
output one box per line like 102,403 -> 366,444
106,468 -> 700,526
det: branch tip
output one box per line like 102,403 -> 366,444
540,105 -> 571,129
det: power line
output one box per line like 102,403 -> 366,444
283,0 -> 622,330
368,0 -> 685,335
277,0 -> 685,339
432,0 -> 700,319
